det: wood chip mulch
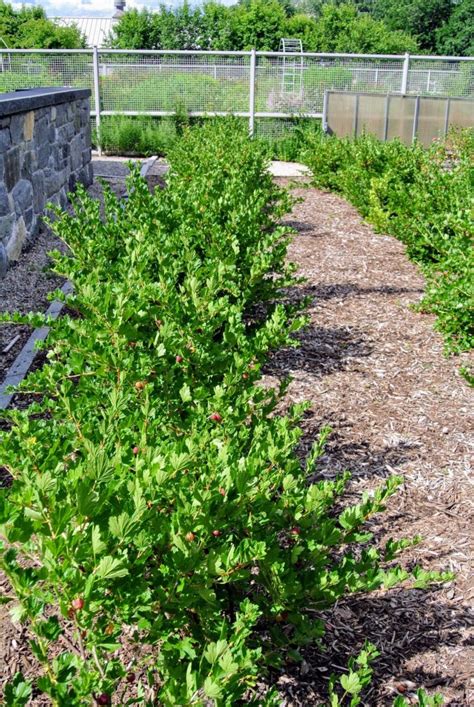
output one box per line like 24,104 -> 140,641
263,182 -> 474,706
0,180 -> 473,705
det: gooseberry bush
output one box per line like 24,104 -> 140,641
302,129 -> 474,357
0,121 -> 449,705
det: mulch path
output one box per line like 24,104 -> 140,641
1,179 -> 473,705
265,182 -> 473,706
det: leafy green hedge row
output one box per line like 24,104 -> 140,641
302,130 -> 474,357
1,121 -> 448,705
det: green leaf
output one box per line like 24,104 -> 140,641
94,555 -> 129,580
179,383 -> 192,402
203,677 -> 222,699
91,525 -> 106,556
3,672 -> 32,706
340,671 -> 362,695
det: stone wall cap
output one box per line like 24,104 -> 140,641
0,87 -> 91,117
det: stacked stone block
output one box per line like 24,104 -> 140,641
0,87 -> 93,277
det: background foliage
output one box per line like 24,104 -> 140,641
108,0 -> 473,56
0,1 -> 85,49
108,0 -> 419,54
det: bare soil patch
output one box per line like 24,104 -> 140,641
0,230 -> 67,384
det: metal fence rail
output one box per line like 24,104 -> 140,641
0,48 -> 472,149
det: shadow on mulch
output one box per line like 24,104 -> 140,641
283,219 -> 319,234
314,437 -> 417,482
293,410 -> 419,483
287,283 -> 425,306
266,282 -> 425,381
265,323 -> 373,379
272,588 -> 473,705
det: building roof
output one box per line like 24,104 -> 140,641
54,17 -> 118,47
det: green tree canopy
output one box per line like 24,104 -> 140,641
287,4 -> 419,53
435,0 -> 474,56
0,1 -> 85,49
372,0 -> 454,52
232,0 -> 287,50
107,8 -> 159,50
109,0 -> 419,54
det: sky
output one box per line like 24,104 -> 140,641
11,0 -> 235,19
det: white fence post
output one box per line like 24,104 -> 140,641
92,46 -> 102,156
401,52 -> 410,95
249,48 -> 256,137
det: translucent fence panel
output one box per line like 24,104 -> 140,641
449,99 -> 473,127
0,51 -> 95,108
357,94 -> 387,139
386,96 -> 417,143
325,91 -> 474,146
325,93 -> 357,136
98,52 -> 251,115
417,98 -> 449,145
407,58 -> 473,98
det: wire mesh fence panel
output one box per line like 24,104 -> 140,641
255,55 -> 407,115
407,58 -> 474,98
0,50 -> 472,136
0,52 -> 95,107
98,52 -> 251,115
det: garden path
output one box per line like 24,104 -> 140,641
266,182 -> 473,705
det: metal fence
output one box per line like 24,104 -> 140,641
0,48 -> 472,147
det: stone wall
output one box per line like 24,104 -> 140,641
0,87 -> 93,277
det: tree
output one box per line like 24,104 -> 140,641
200,2 -> 236,50
435,0 -> 474,56
108,0 -> 420,54
288,4 -> 419,53
106,8 -> 159,50
372,0 -> 454,52
284,13 -> 319,50
0,1 -> 85,49
232,0 -> 287,50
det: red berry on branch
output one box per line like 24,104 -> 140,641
290,527 -> 301,536
185,532 -> 196,542
71,597 -> 84,611
95,694 -> 111,705
212,530 -> 221,537
126,672 -> 136,684
134,381 -> 146,391
175,355 -> 183,363
132,446 -> 140,455
209,412 -> 222,422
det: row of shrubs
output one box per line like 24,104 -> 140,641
95,119 -> 473,374
1,121 -> 447,705
301,130 -> 474,360
92,114 -> 321,161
